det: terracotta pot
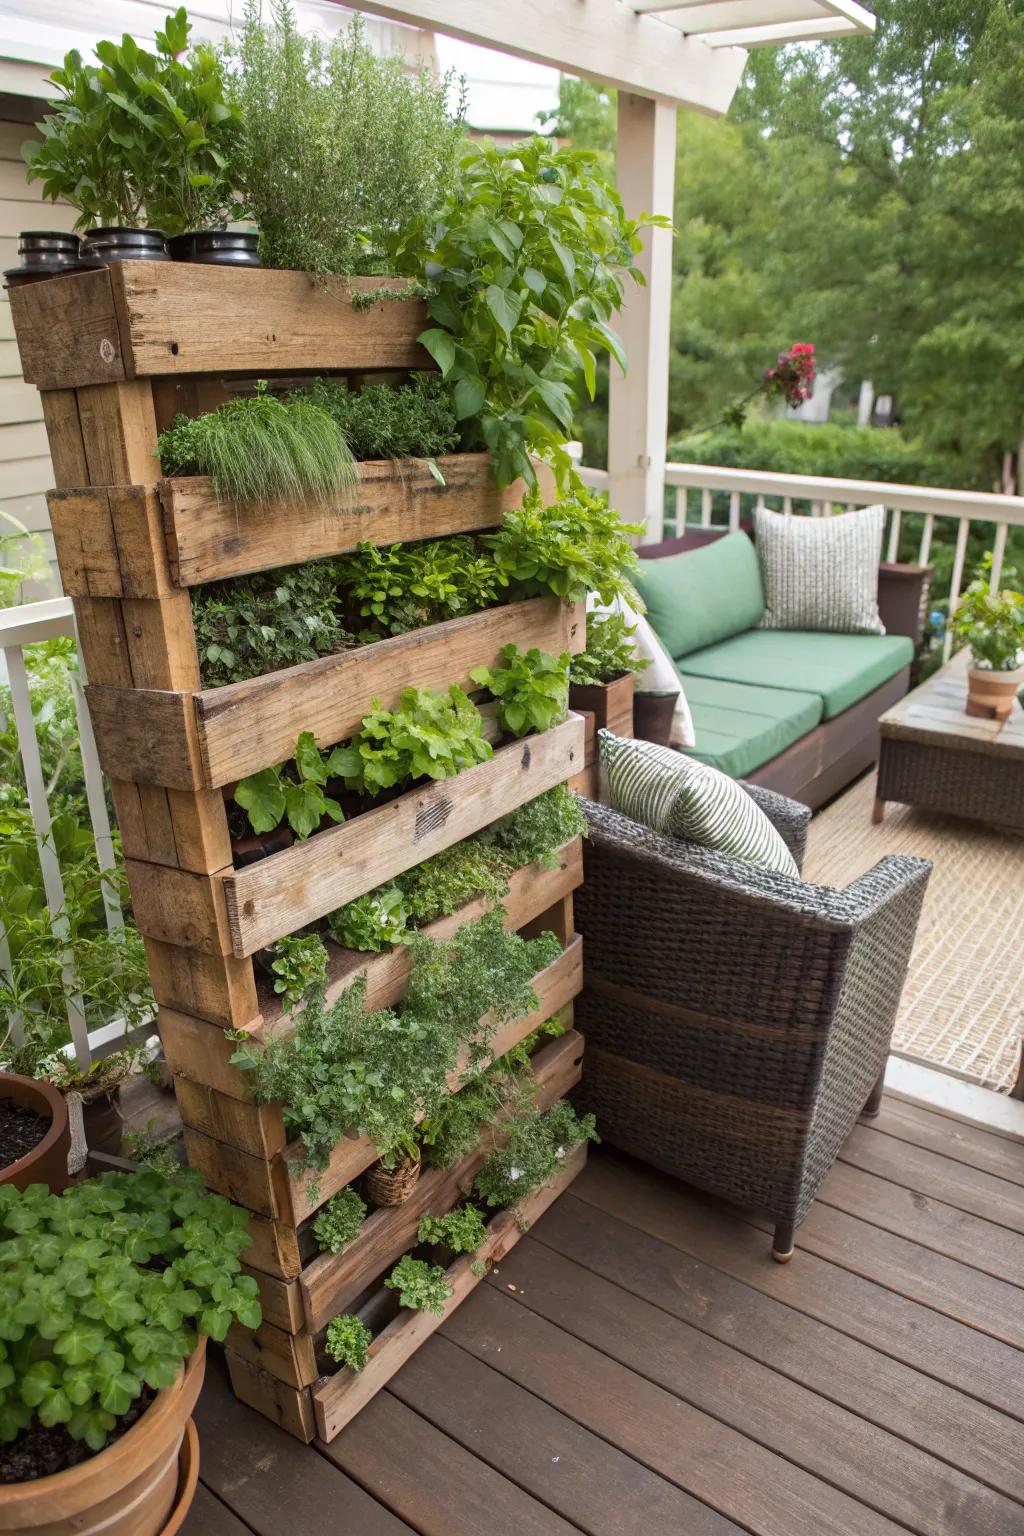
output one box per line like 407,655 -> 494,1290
0,1340 -> 206,1536
966,664 -> 1024,722
0,1073 -> 70,1193
161,1418 -> 200,1536
365,1154 -> 421,1206
634,689 -> 680,749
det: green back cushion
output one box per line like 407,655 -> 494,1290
634,533 -> 765,661
598,729 -> 799,878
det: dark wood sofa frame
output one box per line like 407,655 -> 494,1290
639,528 -> 932,810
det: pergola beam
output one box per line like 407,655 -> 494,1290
342,0 -> 748,113
634,0 -> 874,43
701,15 -> 870,45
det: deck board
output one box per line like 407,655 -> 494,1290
182,1097 -> 1024,1536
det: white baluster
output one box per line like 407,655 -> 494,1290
68,669 -> 123,934
989,522 -> 1008,592
886,507 -> 901,564
728,491 -> 740,532
673,485 -> 685,537
918,513 -> 934,567
0,921 -> 25,1048
700,487 -> 712,528
943,517 -> 970,662
783,497 -> 792,516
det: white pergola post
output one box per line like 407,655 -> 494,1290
607,93 -> 677,540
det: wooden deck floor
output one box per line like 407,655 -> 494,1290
182,1095 -> 1024,1536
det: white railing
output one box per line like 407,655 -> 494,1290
580,461 -> 1024,660
0,597 -> 135,1069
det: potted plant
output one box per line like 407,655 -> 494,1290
951,557 -> 1024,721
0,1168 -> 261,1534
0,1071 -> 70,1193
569,611 -> 650,737
23,9 -> 245,265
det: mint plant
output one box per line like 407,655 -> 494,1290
471,645 -> 569,738
417,1204 -> 487,1254
269,933 -> 328,1010
335,537 -> 504,642
313,1188 -> 367,1254
325,1313 -> 372,1372
0,1171 -> 260,1452
384,1255 -> 452,1316
328,685 -> 492,797
570,612 -> 650,686
327,886 -> 410,953
235,730 -> 346,840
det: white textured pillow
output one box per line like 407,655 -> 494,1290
598,729 -> 799,877
755,504 -> 886,635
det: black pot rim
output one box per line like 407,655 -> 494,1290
18,229 -> 81,242
83,226 -> 168,240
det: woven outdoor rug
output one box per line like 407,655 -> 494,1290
804,773 -> 1024,1092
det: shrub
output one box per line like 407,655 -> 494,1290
570,613 -> 650,686
313,1187 -> 367,1254
417,1204 -> 487,1254
229,3 -> 464,276
305,375 -> 459,462
484,485 -> 643,608
470,645 -> 570,738
191,560 -> 351,687
325,1313 -> 372,1371
384,1255 -> 452,1315
0,1171 -> 259,1452
157,384 -> 356,506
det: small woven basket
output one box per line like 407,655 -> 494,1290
365,1154 -> 421,1207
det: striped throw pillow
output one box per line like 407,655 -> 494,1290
755,504 -> 885,634
598,730 -> 799,877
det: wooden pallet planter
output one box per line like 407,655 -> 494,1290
226,1029 -> 584,1392
15,264 -> 591,1438
83,596 -> 585,791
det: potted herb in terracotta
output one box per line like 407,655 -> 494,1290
569,611 -> 650,737
950,556 -> 1024,721
0,1168 -> 261,1535
0,1072 -> 70,1194
23,10 -> 243,267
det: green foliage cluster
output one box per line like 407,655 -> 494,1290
230,3 -> 464,275
417,1203 -> 487,1254
269,933 -> 327,1010
471,645 -> 570,738
191,559 -> 351,689
0,639 -> 84,820
329,685 -> 492,797
157,383 -> 356,507
951,558 -> 1024,671
312,1187 -> 367,1255
396,137 -> 658,490
235,729 -> 347,840
324,1313 -> 372,1372
384,1255 -> 452,1316
24,8 -> 241,233
325,785 -> 586,951
335,537 -> 505,642
306,375 -> 459,462
474,1099 -> 598,1209
570,613 -> 649,687
232,909 -> 560,1173
0,1171 -> 259,1451
484,485 -> 643,609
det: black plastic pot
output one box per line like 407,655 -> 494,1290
3,230 -> 101,287
168,230 -> 261,267
82,227 -> 169,264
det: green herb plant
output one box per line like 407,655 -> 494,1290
327,685 -> 492,798
335,537 -> 504,642
417,1203 -> 487,1254
191,560 -> 351,688
313,1187 -> 367,1254
324,1313 -> 372,1372
951,555 -> 1024,671
24,8 -> 242,234
485,484 -> 643,608
306,375 -> 458,462
474,1099 -> 598,1209
570,612 -> 650,686
269,933 -> 328,1010
479,783 -> 587,872
235,730 -> 346,840
157,383 -> 356,507
0,1171 -> 260,1451
230,4 -> 464,275
471,644 -> 569,738
395,136 -> 664,489
327,886 -> 409,953
384,1255 -> 452,1316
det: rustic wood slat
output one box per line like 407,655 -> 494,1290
145,939 -> 259,1031
299,1029 -> 584,1334
222,715 -> 586,956
519,1200 -> 1024,1520
75,381 -> 161,486
319,1389 -> 581,1536
384,1337 -> 745,1536
312,1143 -> 588,1441
227,1315 -> 319,1391
9,268 -> 126,389
161,454 -> 553,589
222,1349 -> 316,1444
441,1283 -> 906,1536
572,1151 -> 1024,1424
839,1122 -> 1024,1236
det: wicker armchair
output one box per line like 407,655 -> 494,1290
574,789 -> 931,1261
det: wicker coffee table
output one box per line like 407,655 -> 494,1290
874,649 -> 1024,830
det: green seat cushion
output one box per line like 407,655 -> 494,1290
682,676 -> 823,779
678,629 -> 914,720
635,532 -> 764,661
